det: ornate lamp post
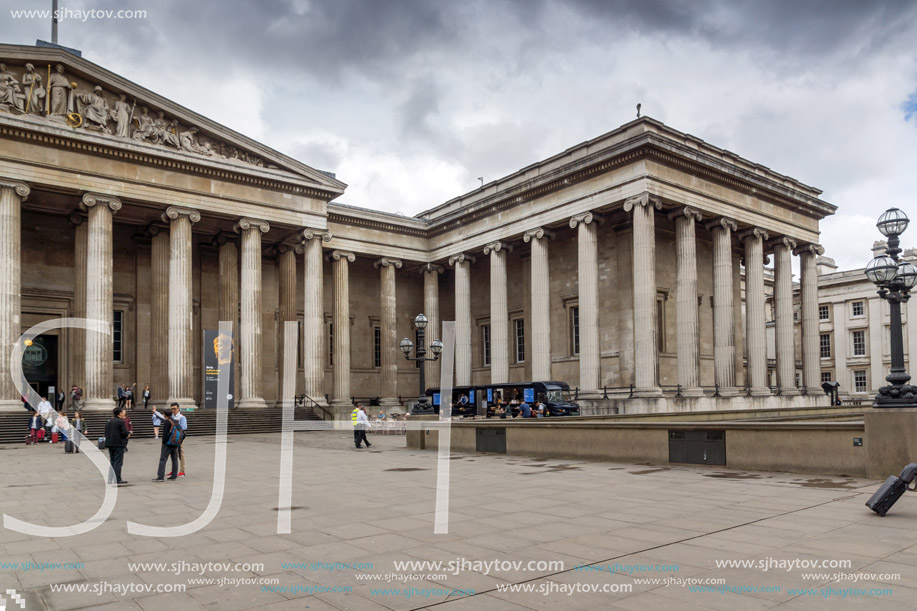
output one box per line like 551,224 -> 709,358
865,208 -> 917,407
400,313 -> 443,414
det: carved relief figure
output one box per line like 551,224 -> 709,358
179,126 -> 204,153
48,64 -> 74,116
131,106 -> 156,141
151,111 -> 170,145
162,119 -> 180,148
110,93 -> 132,137
0,63 -> 25,112
21,63 -> 45,114
76,85 -> 111,133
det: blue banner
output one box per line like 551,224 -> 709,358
487,388 -> 493,402
433,393 -> 440,406
469,390 -> 475,404
523,387 -> 535,403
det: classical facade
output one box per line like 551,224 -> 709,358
800,245 -> 917,402
0,44 -> 837,417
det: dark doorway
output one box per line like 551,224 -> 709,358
22,335 -> 58,400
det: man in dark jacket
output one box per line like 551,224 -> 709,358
104,407 -> 130,484
153,417 -> 179,482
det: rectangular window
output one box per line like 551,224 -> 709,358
852,301 -> 864,317
820,334 -> 831,359
113,310 -> 123,363
373,327 -> 381,368
656,296 -> 666,353
852,330 -> 866,357
514,318 -> 525,363
482,325 -> 491,367
570,306 -> 580,356
819,305 -> 830,321
854,370 -> 867,392
821,371 -> 832,384
328,323 -> 333,367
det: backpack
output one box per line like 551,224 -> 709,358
167,423 -> 185,446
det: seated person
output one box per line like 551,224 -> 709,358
377,411 -> 386,420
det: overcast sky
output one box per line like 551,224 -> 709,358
2,0 -> 916,271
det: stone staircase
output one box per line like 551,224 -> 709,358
0,406 -> 322,445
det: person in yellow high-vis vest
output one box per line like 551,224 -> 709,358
352,405 -> 361,447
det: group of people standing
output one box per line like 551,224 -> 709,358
27,398 -> 85,450
103,402 -> 187,485
117,383 -> 152,410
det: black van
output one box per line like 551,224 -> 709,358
425,386 -> 479,417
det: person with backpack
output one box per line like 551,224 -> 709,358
153,411 -> 181,482
168,403 -> 187,477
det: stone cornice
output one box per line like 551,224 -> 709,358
327,210 -> 428,238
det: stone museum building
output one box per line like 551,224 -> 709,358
0,44 -> 838,417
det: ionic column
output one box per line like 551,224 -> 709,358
301,229 -> 331,405
484,241 -> 512,384
277,244 -> 298,405
214,233 -> 239,403
422,264 -> 443,390
569,212 -> 602,395
375,257 -> 402,408
150,225 -> 170,405
330,250 -> 355,413
739,228 -> 770,396
523,228 -> 554,381
669,207 -> 703,397
163,206 -> 201,408
0,181 -> 29,410
708,217 -> 738,396
623,195 -> 662,397
71,213 -> 87,396
448,253 -> 475,386
772,236 -> 799,395
80,193 -> 121,410
235,217 -> 270,409
795,243 -> 824,393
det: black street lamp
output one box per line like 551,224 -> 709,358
865,208 -> 917,407
400,313 -> 443,414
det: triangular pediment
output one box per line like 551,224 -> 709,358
0,44 -> 345,197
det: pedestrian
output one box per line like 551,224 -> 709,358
117,384 -> 126,410
55,388 -> 65,411
126,382 -> 136,409
123,411 -> 133,452
151,406 -> 162,438
168,403 -> 187,477
70,384 -> 82,410
354,404 -> 371,449
28,411 -> 42,445
55,410 -> 70,441
142,384 -> 151,409
37,396 -> 53,440
152,414 -> 180,482
71,411 -> 85,453
104,407 -> 129,485
518,400 -> 532,418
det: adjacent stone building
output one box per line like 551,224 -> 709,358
0,44 -> 837,417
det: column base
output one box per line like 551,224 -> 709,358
679,387 -> 705,398
780,387 -> 801,397
0,399 -> 27,412
716,387 -> 740,398
633,387 -> 663,398
330,401 -> 355,420
576,389 -> 604,400
83,398 -> 117,411
237,397 -> 268,409
379,398 -> 405,414
749,387 -> 772,397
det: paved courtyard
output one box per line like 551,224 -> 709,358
1,430 -> 916,610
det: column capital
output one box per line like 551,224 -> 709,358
667,206 -> 702,222
705,217 -> 737,233
768,236 -> 797,251
211,231 -> 237,246
483,241 -> 513,255
0,180 -> 30,200
420,262 -> 444,275
81,192 -> 122,213
69,212 -> 85,227
302,228 -> 332,242
569,211 -> 604,228
234,217 -> 269,233
737,227 -> 769,242
793,243 -> 825,256
523,227 -> 555,242
622,192 -> 662,212
448,253 -> 476,266
162,205 -> 200,224
374,257 -> 403,269
328,249 -> 355,263
275,243 -> 297,255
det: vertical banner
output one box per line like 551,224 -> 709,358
203,329 -> 235,409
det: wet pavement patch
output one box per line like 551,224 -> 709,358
704,472 -> 763,479
629,468 -> 671,475
384,467 -> 429,471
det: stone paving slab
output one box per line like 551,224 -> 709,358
1,431 -> 916,610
